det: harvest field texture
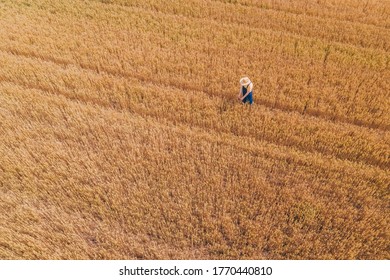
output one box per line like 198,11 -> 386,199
0,0 -> 389,259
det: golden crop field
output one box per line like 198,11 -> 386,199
0,0 -> 389,260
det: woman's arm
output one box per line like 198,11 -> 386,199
248,82 -> 253,93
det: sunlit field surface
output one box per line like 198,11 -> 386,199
0,0 -> 389,259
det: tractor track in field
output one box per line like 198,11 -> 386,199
1,46 -> 388,134
1,62 -> 389,171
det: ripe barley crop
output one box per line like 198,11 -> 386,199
0,0 -> 389,259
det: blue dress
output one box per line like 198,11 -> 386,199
242,84 -> 253,104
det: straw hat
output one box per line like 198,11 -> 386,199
240,77 -> 251,86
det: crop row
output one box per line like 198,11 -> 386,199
85,0 -> 390,51
214,0 -> 390,28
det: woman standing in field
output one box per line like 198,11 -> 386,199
238,77 -> 253,105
